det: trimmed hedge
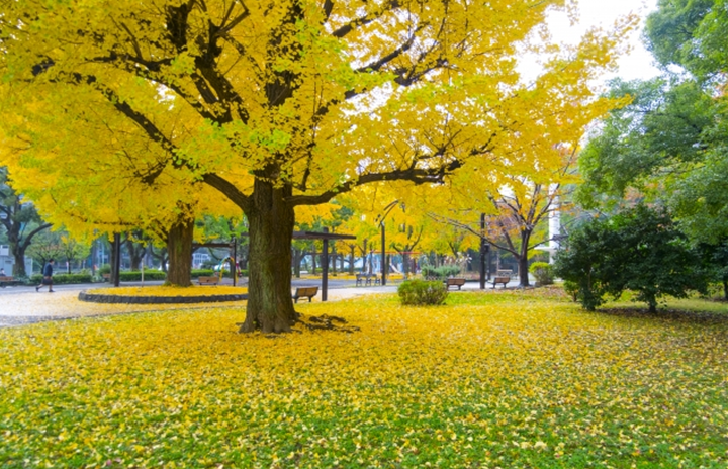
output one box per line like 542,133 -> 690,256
397,279 -> 449,306
29,273 -> 93,285
421,265 -> 461,280
118,271 -> 167,281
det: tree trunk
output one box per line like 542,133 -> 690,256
11,248 -> 26,277
125,232 -> 146,271
331,246 -> 337,274
311,244 -> 317,275
293,248 -> 302,278
518,255 -> 530,287
166,218 -> 193,286
518,230 -> 531,287
349,246 -> 355,274
109,236 -> 119,285
240,181 -> 297,334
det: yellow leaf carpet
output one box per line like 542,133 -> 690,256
1,290 -> 726,468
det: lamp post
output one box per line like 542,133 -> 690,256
376,200 -> 399,286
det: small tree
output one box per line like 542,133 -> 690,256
555,205 -> 708,312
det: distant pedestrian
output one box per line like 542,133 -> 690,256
36,259 -> 55,292
0,268 -> 5,276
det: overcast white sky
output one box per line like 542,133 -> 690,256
552,0 -> 661,81
517,0 -> 662,86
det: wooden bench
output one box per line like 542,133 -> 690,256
0,276 -> 21,287
102,273 -> 110,281
445,278 -> 466,290
490,276 -> 510,289
293,286 -> 318,303
198,276 -> 219,286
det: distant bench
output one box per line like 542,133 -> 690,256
293,286 -> 318,303
490,276 -> 510,289
198,276 -> 219,286
0,276 -> 21,287
445,278 -> 466,290
356,273 -> 380,287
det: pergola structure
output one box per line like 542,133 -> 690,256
110,229 -> 356,301
291,228 -> 356,301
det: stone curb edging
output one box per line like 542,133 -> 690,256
78,291 -> 249,304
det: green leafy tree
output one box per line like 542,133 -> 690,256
0,168 -> 52,276
555,205 -> 708,312
0,0 -> 630,332
646,0 -> 726,79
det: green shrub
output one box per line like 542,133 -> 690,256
421,265 -> 461,280
397,280 -> 449,306
529,262 -> 554,286
29,273 -> 93,284
118,271 -> 167,281
97,264 -> 111,274
562,280 -> 579,302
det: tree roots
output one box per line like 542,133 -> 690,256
297,313 -> 360,333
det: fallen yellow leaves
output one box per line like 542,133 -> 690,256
87,286 -> 248,297
0,290 -> 726,468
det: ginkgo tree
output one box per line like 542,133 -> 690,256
0,0 -> 632,332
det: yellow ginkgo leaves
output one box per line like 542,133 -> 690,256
1,290 -> 726,468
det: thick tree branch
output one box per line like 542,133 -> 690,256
287,159 -> 463,207
201,173 -> 251,212
331,0 -> 401,38
19,223 -> 52,252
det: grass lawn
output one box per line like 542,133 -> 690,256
1,289 -> 727,468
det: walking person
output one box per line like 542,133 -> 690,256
36,259 -> 55,292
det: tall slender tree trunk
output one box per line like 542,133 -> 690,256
166,218 -> 193,286
349,246 -> 355,274
109,236 -> 119,285
241,181 -> 297,334
293,248 -> 302,278
311,244 -> 317,275
518,231 -> 531,287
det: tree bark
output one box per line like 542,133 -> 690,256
349,246 -> 356,274
240,180 -> 297,334
311,244 -> 317,275
518,230 -> 532,287
166,218 -> 193,286
517,254 -> 530,287
292,248 -> 302,278
109,236 -> 119,285
125,231 -> 146,271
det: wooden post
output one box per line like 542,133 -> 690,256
322,228 -> 329,301
113,232 -> 121,287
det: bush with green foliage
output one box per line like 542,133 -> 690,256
30,273 -> 93,284
529,262 -> 554,286
421,265 -> 462,280
554,205 -> 709,312
97,264 -> 111,274
397,279 -> 449,306
118,271 -> 167,281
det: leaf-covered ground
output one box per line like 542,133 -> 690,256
88,286 -> 248,297
1,290 -> 727,468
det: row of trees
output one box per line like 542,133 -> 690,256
0,0 -> 635,331
554,0 -> 728,311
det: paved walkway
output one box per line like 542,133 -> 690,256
0,278 -> 517,327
